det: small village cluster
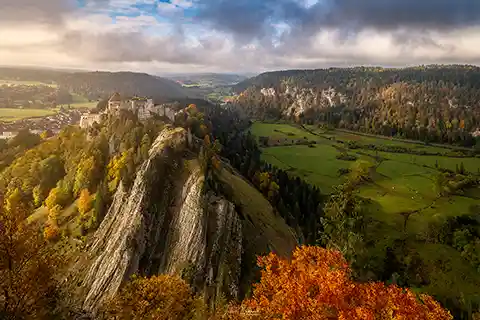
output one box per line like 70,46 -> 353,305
79,93 -> 176,129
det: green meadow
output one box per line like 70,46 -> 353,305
251,122 -> 480,233
0,108 -> 57,122
251,121 -> 480,307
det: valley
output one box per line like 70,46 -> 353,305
249,121 -> 480,315
252,121 -> 480,232
1,65 -> 480,320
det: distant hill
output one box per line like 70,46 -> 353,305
0,67 -> 193,102
60,71 -> 192,102
233,65 -> 480,146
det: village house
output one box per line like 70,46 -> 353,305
472,128 -> 480,138
107,92 -> 122,113
0,131 -> 18,140
79,113 -> 103,129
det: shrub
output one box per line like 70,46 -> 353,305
336,152 -> 358,161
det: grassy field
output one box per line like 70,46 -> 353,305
251,122 -> 480,232
0,100 -> 96,122
67,101 -> 98,109
252,121 -> 480,308
0,108 -> 57,122
0,79 -> 57,87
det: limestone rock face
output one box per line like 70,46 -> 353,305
79,126 -> 247,313
159,167 -> 207,275
81,126 -> 188,311
248,84 -> 347,118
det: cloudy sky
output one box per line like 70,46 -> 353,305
1,0 -> 480,74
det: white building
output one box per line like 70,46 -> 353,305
472,128 -> 480,138
107,92 -> 122,113
136,99 -> 155,120
0,131 -> 18,140
156,104 -> 176,122
103,93 -> 178,122
80,113 -> 103,129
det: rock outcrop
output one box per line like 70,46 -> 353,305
235,82 -> 347,120
77,125 -> 296,314
80,126 -> 188,311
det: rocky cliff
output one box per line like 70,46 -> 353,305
76,126 -> 297,314
236,82 -> 347,119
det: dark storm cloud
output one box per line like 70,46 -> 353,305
195,0 -> 480,41
195,0 -> 305,41
315,0 -> 480,31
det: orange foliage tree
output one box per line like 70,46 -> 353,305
228,246 -> 452,320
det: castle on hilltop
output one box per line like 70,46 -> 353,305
80,93 -> 176,129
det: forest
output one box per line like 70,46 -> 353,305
234,65 -> 480,148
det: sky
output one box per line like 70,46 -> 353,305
1,0 -> 480,74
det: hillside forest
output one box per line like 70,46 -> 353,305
234,65 -> 480,148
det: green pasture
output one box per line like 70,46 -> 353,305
68,101 -> 98,109
0,108 -> 57,122
252,122 -> 480,227
251,122 -> 318,140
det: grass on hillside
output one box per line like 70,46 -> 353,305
67,101 -> 98,109
0,108 -> 57,122
251,122 -> 318,140
218,167 -> 298,256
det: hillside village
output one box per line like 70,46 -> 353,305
0,110 -> 80,139
79,93 -> 177,129
0,92 -> 179,140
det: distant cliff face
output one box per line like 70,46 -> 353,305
76,126 -> 297,313
236,82 -> 347,119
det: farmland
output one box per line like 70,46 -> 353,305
250,122 -> 480,231
0,108 -> 57,122
0,79 -> 98,122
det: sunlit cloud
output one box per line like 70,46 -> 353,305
1,0 -> 480,73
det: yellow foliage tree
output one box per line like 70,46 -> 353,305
0,196 -> 63,318
45,186 -> 69,210
107,151 -> 129,192
48,204 -> 62,223
105,275 -> 202,320
77,189 -> 93,216
43,221 -> 60,242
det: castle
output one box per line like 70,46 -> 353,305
80,93 -> 176,129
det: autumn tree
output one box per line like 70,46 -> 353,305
229,246 -> 452,320
0,195 -> 63,319
104,275 -> 205,320
77,189 -> 93,216
45,185 -> 70,210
